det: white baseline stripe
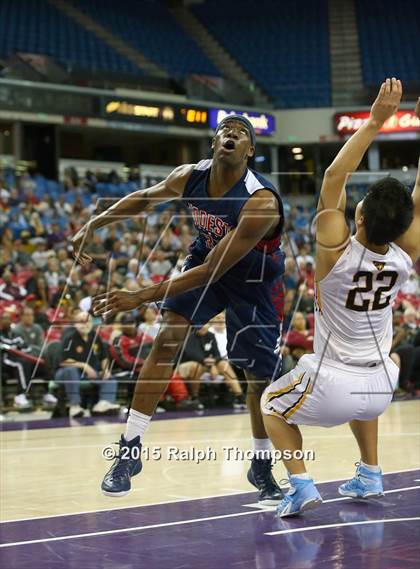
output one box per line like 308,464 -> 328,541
1,467 -> 418,525
1,484 -> 419,548
0,510 -> 258,549
266,517 -> 420,536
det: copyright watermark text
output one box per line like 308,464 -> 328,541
102,445 -> 315,464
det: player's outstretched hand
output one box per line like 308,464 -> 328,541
370,77 -> 402,125
72,222 -> 94,265
92,289 -> 143,319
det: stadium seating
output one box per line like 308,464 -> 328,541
192,0 -> 331,108
0,0 -> 139,75
356,0 -> 419,85
72,0 -> 219,78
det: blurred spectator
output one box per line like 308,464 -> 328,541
46,222 -> 67,249
401,269 -> 420,296
138,306 -> 160,339
111,312 -> 154,375
0,312 -> 33,408
54,311 -> 120,418
50,277 -> 72,308
283,257 -> 299,292
391,308 -> 420,396
209,313 -> 246,409
13,307 -> 44,357
285,311 -> 314,359
24,266 -> 48,305
391,310 -> 406,351
0,269 -> 27,301
45,257 -> 61,290
177,323 -> 245,408
88,233 -> 108,269
109,241 -> 129,275
110,312 -> 197,411
149,250 -> 173,280
295,283 -> 315,314
160,232 -> 181,266
32,239 -> 50,269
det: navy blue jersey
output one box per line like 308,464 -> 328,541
182,159 -> 284,282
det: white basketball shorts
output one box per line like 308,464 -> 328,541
261,353 -> 399,427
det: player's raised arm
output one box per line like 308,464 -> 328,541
395,98 -> 420,262
92,190 -> 280,317
315,78 -> 403,277
71,164 -> 194,264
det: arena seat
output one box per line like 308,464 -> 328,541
356,0 -> 419,86
72,0 -> 219,78
0,0 -> 139,75
192,0 -> 331,107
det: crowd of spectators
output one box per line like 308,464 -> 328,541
0,165 -> 419,417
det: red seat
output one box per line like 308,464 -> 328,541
45,326 -> 63,342
16,271 -> 33,286
306,313 -> 315,329
98,326 -> 114,344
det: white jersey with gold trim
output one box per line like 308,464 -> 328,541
314,237 -> 412,366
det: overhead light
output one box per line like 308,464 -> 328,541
292,147 -> 302,154
294,154 -> 304,160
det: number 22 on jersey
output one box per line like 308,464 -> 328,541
345,270 -> 398,312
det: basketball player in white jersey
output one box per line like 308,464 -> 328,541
261,79 -> 420,516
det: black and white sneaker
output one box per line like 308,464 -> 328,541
101,435 -> 142,497
247,457 -> 284,505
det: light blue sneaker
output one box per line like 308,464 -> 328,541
338,463 -> 384,498
276,474 -> 322,517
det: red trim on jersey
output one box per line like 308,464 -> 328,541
270,278 -> 285,321
255,234 -> 282,254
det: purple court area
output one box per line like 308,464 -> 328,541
1,469 -> 419,569
0,407 -> 238,432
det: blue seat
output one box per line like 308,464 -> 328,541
356,0 -> 419,84
0,0 -> 140,76
192,0 -> 331,107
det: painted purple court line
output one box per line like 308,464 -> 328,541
0,407 -> 240,432
1,470 -> 419,569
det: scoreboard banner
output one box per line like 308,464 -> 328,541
0,80 -> 276,137
208,108 -> 275,137
103,98 -> 209,129
103,99 -> 276,136
335,110 -> 420,135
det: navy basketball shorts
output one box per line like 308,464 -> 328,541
162,257 -> 285,380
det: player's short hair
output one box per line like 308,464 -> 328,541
362,177 -> 414,245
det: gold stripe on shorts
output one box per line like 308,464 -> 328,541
282,376 -> 313,420
266,372 -> 306,404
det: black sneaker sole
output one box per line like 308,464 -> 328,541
247,467 -> 283,504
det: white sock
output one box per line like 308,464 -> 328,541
361,460 -> 381,473
253,438 -> 271,460
290,472 -> 312,480
125,409 -> 151,442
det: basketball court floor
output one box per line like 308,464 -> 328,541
1,399 -> 419,568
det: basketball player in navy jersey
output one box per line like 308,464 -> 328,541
73,115 -> 286,502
